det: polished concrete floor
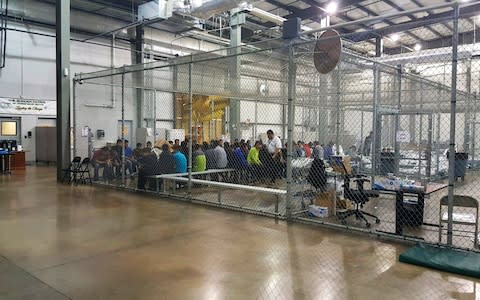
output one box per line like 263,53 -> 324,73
1,166 -> 480,299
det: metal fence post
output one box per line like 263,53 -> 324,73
371,64 -> 380,183
121,69 -> 125,185
286,43 -> 296,220
188,58 -> 193,194
72,79 -> 77,158
447,3 -> 460,246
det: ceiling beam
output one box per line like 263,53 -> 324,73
352,2 -> 424,42
347,3 -> 480,43
382,0 -> 445,38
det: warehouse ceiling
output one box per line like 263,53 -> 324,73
37,0 -> 480,55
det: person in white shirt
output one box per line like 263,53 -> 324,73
266,130 -> 284,183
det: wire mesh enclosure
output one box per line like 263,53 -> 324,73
73,3 -> 480,257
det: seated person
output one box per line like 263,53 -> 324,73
91,146 -> 115,181
205,142 -> 217,170
133,142 -> 143,160
234,143 -> 248,170
247,141 -> 264,181
157,143 -> 176,175
112,139 -> 133,177
192,144 -> 207,173
124,140 -> 138,175
137,148 -> 157,190
172,145 -> 187,173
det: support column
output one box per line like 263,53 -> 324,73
133,25 -> 145,128
447,4 -> 460,246
56,0 -> 71,180
375,37 -> 383,57
228,9 -> 245,141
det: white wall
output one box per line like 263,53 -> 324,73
0,23 -> 132,161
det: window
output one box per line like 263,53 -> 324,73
1,121 -> 17,136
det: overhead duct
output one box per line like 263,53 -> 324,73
139,0 -> 245,20
190,0 -> 243,19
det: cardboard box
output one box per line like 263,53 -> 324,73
315,191 -> 335,217
331,156 -> 352,174
315,191 -> 354,216
337,199 -> 354,210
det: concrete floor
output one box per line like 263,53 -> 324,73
1,167 -> 479,299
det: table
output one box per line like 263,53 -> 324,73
376,182 -> 447,235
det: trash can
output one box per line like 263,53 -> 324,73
455,152 -> 468,181
380,152 -> 395,175
400,198 -> 424,226
447,152 -> 468,181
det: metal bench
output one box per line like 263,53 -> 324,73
160,175 -> 287,217
148,168 -> 236,192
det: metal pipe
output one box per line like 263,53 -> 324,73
121,71 -> 126,185
447,4 -> 460,246
335,68 -> 341,155
371,65 -> 380,182
394,67 -> 401,174
286,43 -> 296,220
72,79 -> 77,157
418,82 -> 424,178
188,58 -> 193,193
154,90 -> 157,145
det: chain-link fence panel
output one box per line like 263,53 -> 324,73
71,3 -> 480,265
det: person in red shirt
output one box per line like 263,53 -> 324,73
92,146 -> 116,180
303,141 -> 312,158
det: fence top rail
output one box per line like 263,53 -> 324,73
148,169 -> 235,178
160,175 -> 287,195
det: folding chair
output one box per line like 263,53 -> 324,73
62,156 -> 82,184
77,157 -> 92,185
439,195 -> 479,248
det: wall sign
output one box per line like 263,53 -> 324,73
0,97 -> 56,115
396,130 -> 411,143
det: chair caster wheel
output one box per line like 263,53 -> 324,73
366,223 -> 371,228
375,219 -> 380,224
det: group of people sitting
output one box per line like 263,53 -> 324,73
90,129 -> 354,190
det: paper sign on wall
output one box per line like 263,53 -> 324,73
396,131 -> 411,143
0,97 -> 56,115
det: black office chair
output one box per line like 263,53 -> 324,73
307,158 -> 327,192
336,161 -> 380,228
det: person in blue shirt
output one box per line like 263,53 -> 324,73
124,140 -> 138,175
324,141 -> 334,161
172,145 -> 187,173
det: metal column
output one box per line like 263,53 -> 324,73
372,65 -> 380,181
188,58 -> 193,193
394,67 -> 402,174
286,44 -> 297,220
447,4 -> 460,246
56,0 -> 71,180
134,25 -> 145,128
228,9 -> 244,141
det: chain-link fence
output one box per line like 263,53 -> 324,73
73,3 -> 480,259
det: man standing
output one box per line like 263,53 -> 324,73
266,130 -> 283,183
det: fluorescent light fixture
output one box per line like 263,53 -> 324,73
414,44 -> 422,51
390,33 -> 400,42
325,2 -> 337,14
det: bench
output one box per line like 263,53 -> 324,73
160,175 -> 287,217
148,168 -> 236,192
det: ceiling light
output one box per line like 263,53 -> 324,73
390,33 -> 400,42
414,44 -> 422,51
325,2 -> 338,14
